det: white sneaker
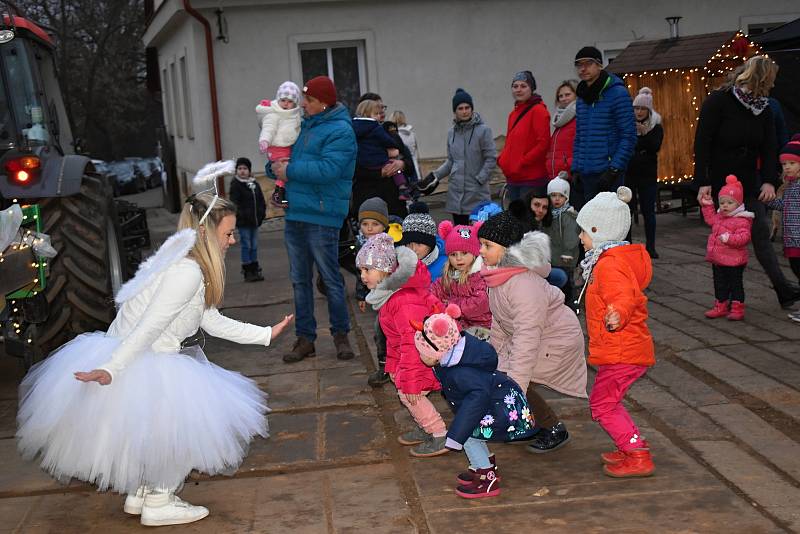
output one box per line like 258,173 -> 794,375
140,493 -> 209,527
789,310 -> 800,323
123,486 -> 148,515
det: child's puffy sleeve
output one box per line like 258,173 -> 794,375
258,107 -> 279,145
200,308 -> 272,346
98,262 -> 203,380
701,204 -> 718,227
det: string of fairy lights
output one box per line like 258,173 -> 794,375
621,33 -> 763,185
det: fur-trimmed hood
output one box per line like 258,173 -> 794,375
498,231 -> 552,278
366,246 -> 423,309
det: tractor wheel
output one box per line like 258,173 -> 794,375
30,172 -> 130,361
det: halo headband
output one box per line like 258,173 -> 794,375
191,160 -> 235,226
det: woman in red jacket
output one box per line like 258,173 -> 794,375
497,71 -> 551,201
546,80 -> 578,179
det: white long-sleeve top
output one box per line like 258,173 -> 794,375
255,100 -> 301,148
99,258 -> 271,380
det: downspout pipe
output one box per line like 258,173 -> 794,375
182,0 -> 225,195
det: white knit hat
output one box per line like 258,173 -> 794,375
276,81 -> 301,104
576,187 -> 633,244
547,172 -> 570,199
632,87 -> 653,111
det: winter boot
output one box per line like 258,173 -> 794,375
124,486 -> 148,515
397,426 -> 429,446
646,243 -> 659,259
457,454 -> 496,484
241,263 -> 252,282
603,448 -> 655,478
455,467 -> 501,499
367,368 -> 390,387
333,332 -> 355,360
704,300 -> 729,319
409,435 -> 449,458
727,300 -> 745,321
270,185 -> 288,208
283,337 -> 316,363
601,440 -> 650,465
251,261 -> 265,282
140,490 -> 209,527
526,421 -> 570,454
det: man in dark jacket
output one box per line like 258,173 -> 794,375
571,46 -> 637,210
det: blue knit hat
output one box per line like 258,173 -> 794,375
452,88 -> 473,112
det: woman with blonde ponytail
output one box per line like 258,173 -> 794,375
16,187 -> 293,527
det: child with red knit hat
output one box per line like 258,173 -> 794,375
431,221 -> 492,339
767,135 -> 800,322
700,175 -> 754,321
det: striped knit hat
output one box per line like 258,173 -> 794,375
780,134 -> 800,164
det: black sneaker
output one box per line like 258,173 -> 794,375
525,422 -> 570,454
779,285 -> 800,310
367,369 -> 390,387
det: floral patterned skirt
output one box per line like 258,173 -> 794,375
471,387 -> 536,442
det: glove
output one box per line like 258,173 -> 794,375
416,172 -> 439,195
259,140 -> 270,154
719,232 -> 730,243
599,168 -> 621,192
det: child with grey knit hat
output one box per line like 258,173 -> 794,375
398,202 -> 447,283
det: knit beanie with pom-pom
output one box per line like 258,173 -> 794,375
413,303 -> 462,362
398,202 -> 437,250
718,174 -> 743,205
576,186 -> 633,244
780,133 -> 800,164
438,220 -> 481,257
632,87 -> 654,111
452,88 -> 474,112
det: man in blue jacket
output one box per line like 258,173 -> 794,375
571,46 -> 637,209
272,77 -> 358,363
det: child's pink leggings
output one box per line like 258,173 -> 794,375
398,391 -> 447,437
589,364 -> 648,452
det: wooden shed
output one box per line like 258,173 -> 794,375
609,31 -> 763,187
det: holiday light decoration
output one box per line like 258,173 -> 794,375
621,33 -> 763,185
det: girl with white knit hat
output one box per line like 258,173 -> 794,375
576,186 -> 656,478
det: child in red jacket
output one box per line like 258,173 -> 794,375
356,233 -> 448,458
700,175 -> 754,321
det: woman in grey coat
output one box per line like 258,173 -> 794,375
431,88 -> 497,225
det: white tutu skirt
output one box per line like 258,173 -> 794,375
16,332 -> 269,494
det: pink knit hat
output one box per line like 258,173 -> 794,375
438,220 -> 481,257
780,134 -> 800,164
718,174 -> 743,205
412,303 -> 462,362
356,233 -> 397,272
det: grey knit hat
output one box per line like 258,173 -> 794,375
398,202 -> 437,250
477,211 -> 526,248
358,197 -> 389,228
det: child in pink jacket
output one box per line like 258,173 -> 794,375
431,221 -> 492,339
700,174 -> 754,321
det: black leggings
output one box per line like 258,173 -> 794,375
790,257 -> 800,282
452,213 -> 470,225
713,264 -> 745,302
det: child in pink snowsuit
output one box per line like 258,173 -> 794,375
700,174 -> 754,321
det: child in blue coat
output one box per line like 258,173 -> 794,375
413,303 -> 536,499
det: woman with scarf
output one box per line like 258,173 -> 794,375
546,80 -> 578,179
429,89 -> 497,225
626,87 -> 663,259
694,55 -> 800,309
497,71 -> 551,202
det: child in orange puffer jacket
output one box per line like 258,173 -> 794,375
576,186 -> 656,478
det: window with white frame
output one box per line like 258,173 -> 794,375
179,56 -> 194,140
169,62 -> 183,138
299,41 -> 365,114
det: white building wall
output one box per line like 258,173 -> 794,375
145,0 -> 800,179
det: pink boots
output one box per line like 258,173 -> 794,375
727,301 -> 745,321
704,300 -> 728,318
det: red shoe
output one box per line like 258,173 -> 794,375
603,449 -> 655,478
601,440 -> 650,465
455,467 -> 501,499
704,300 -> 729,319
727,300 -> 745,321
456,454 -> 495,484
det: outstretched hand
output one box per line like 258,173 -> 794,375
696,185 -> 712,204
699,193 -> 714,206
271,314 -> 294,339
604,304 -> 621,332
74,369 -> 112,385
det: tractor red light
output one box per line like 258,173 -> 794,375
5,156 -> 41,185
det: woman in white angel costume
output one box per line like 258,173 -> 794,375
16,161 -> 293,527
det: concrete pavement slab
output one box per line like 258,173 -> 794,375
645,360 -> 729,407
720,343 -> 800,390
759,341 -> 800,366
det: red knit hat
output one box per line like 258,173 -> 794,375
780,134 -> 800,164
718,175 -> 743,205
438,220 -> 481,257
303,76 -> 337,107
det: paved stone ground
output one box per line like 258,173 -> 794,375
1,190 -> 799,533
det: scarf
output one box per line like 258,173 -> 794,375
576,70 -> 610,105
235,176 -> 256,184
365,280 -> 396,310
637,110 -> 661,136
480,266 -> 528,287
732,86 -> 768,116
551,100 -> 576,128
579,241 -> 629,283
551,203 -> 571,219
421,246 -> 439,267
720,203 -> 746,217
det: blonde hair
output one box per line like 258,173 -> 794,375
735,56 -> 778,98
390,110 -> 407,127
355,99 -> 382,118
554,80 -> 578,106
440,255 -> 475,291
178,192 -> 237,308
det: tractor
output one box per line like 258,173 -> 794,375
0,3 -> 149,368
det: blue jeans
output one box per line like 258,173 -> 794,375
505,184 -> 538,203
546,267 -> 568,289
463,437 -> 492,469
284,220 -> 350,340
238,226 -> 259,264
